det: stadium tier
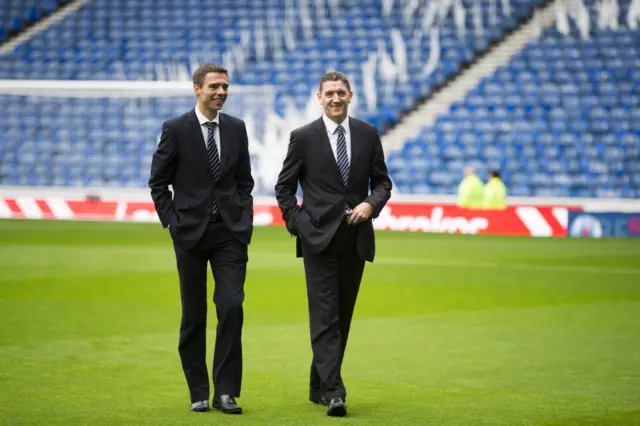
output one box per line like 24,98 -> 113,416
0,0 -> 544,125
388,0 -> 640,198
0,0 -> 638,199
1,0 -> 64,41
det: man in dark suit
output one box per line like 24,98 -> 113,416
149,63 -> 253,415
274,71 -> 392,417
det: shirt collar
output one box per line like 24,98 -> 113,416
322,114 -> 349,135
195,105 -> 220,126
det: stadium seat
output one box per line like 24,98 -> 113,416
0,0 -> 637,199
390,0 -> 639,198
0,0 -> 63,41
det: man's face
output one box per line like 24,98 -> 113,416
317,80 -> 352,122
194,72 -> 229,112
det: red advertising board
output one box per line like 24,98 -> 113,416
0,197 -> 580,237
371,204 -> 574,237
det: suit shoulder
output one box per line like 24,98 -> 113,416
350,117 -> 378,134
163,111 -> 192,129
290,120 -> 318,139
221,112 -> 245,127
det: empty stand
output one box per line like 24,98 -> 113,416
2,0 -> 636,199
0,0 -> 543,125
0,0 -> 544,192
1,0 -> 63,41
387,0 -> 639,198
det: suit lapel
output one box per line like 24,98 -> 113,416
218,113 -> 233,178
314,118 -> 343,185
187,109 -> 212,176
347,117 -> 360,186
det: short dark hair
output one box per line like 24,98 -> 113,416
319,71 -> 351,92
489,170 -> 501,178
192,63 -> 228,87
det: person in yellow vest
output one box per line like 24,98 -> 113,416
483,170 -> 507,210
457,166 -> 484,209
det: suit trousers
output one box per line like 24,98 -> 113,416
173,219 -> 248,403
301,219 -> 366,401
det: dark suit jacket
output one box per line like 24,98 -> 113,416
149,109 -> 254,250
274,116 -> 392,262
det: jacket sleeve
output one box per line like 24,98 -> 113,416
364,132 -> 392,218
274,130 -> 304,234
148,122 -> 177,228
236,121 -> 255,216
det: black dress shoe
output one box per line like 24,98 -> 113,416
189,400 -> 210,412
326,397 -> 347,417
213,395 -> 242,414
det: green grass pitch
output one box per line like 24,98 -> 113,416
0,219 -> 639,425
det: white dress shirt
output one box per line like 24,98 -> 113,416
322,114 -> 351,163
195,105 -> 221,156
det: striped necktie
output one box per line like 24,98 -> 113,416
205,121 -> 220,215
335,124 -> 349,187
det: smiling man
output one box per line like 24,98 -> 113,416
148,63 -> 254,415
274,71 -> 392,417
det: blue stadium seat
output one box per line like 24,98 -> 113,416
391,0 -> 639,198
1,0 -> 61,41
1,0 -> 541,123
1,0 -> 637,198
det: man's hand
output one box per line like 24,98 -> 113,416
347,202 -> 374,226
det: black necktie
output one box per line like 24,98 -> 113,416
335,124 -> 349,187
205,121 -> 220,214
